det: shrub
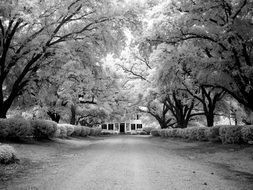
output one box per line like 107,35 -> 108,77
80,126 -> 90,137
101,131 -> 112,135
56,124 -> 67,138
7,118 -> 32,140
151,129 -> 160,136
142,127 -> 154,135
138,131 -> 148,135
175,128 -> 184,138
205,125 -> 221,142
0,119 -> 10,138
219,125 -> 243,144
160,129 -> 167,137
57,124 -> 75,136
31,120 -> 57,139
130,131 -> 138,135
187,127 -> 198,140
165,129 -> 173,137
196,127 -> 208,141
72,125 -> 82,136
89,127 -> 102,136
0,144 -> 18,164
241,125 -> 253,143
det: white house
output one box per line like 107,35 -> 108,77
100,119 -> 143,133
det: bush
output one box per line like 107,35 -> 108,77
0,144 -> 18,164
0,119 -> 10,138
142,127 -> 154,135
219,125 -> 243,144
165,129 -> 173,137
205,125 -> 221,142
57,124 -> 75,136
101,131 -> 112,135
89,127 -> 102,136
241,125 -> 253,143
130,131 -> 138,135
55,124 -> 67,138
196,127 -> 208,141
150,129 -> 160,136
7,118 -> 32,140
138,131 -> 148,135
175,128 -> 184,138
72,125 -> 82,136
160,129 -> 167,137
187,127 -> 198,140
80,126 -> 90,137
31,120 -> 57,139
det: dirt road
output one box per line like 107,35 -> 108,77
1,136 -> 253,190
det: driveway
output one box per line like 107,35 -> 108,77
0,135 -> 252,190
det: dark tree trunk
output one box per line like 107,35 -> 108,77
206,113 -> 214,127
0,106 -> 8,118
47,111 -> 60,123
70,104 -> 76,125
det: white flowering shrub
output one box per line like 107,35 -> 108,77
0,144 -> 18,164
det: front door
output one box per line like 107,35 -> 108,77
120,123 -> 125,133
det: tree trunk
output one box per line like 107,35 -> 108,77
0,106 -> 8,118
70,104 -> 76,125
158,120 -> 167,129
176,119 -> 188,128
206,113 -> 214,127
47,111 -> 60,123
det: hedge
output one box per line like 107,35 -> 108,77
219,125 -> 243,144
142,127 -> 155,135
150,129 -> 160,136
205,125 -> 221,142
57,124 -> 75,136
55,124 -> 68,138
71,125 -> 82,136
89,127 -> 102,136
0,119 -> 10,138
0,118 -> 32,140
31,120 -> 57,139
241,125 -> 253,143
80,126 -> 90,137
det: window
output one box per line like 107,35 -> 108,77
102,124 -> 107,130
108,124 -> 114,130
131,124 -> 135,130
137,124 -> 142,129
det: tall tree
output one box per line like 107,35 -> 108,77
145,0 -> 253,122
0,0 -> 129,118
